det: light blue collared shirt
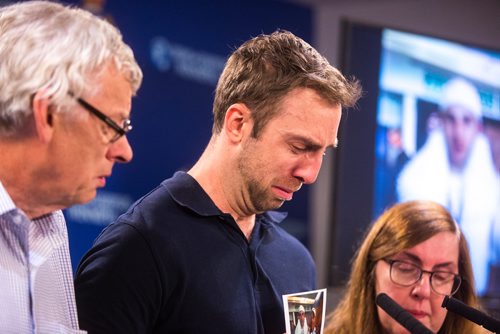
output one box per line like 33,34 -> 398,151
0,182 -> 84,333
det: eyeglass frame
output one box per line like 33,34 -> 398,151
75,96 -> 132,143
382,258 -> 462,296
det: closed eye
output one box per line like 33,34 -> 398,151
290,142 -> 323,154
291,145 -> 307,154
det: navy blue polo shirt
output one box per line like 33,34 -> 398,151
75,171 -> 316,334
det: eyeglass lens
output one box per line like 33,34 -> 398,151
388,260 -> 461,295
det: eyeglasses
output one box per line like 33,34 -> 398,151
383,259 -> 462,296
76,97 -> 132,143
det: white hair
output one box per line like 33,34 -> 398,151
0,0 -> 143,136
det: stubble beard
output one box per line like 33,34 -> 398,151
246,178 -> 285,213
238,153 -> 283,213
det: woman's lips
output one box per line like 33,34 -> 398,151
408,310 -> 429,319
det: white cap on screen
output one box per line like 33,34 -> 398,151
440,77 -> 482,118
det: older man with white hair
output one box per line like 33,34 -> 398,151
0,1 -> 142,332
397,77 -> 499,295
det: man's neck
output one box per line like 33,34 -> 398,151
0,141 -> 53,219
188,137 -> 256,240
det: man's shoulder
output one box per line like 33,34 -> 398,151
123,172 -> 192,214
129,171 -> 215,216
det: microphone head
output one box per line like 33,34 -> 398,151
441,295 -> 450,308
441,295 -> 500,332
376,293 -> 391,308
376,293 -> 434,334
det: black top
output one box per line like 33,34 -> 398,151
75,171 -> 316,334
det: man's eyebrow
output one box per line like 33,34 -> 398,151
287,133 -> 338,151
286,134 -> 322,149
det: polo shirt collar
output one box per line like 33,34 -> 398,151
163,171 -> 287,225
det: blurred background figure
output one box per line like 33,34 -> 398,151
397,77 -> 499,295
374,92 -> 409,217
310,307 -> 319,334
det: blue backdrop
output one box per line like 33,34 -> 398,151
64,0 -> 313,272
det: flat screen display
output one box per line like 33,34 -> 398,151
330,22 -> 500,299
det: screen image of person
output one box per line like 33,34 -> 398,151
74,30 -> 361,333
0,1 -> 142,332
295,305 -> 309,334
324,200 -> 481,334
396,77 -> 500,296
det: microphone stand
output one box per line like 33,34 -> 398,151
442,295 -> 500,333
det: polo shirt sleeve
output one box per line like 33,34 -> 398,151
74,220 -> 163,333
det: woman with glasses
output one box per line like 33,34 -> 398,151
324,200 -> 482,334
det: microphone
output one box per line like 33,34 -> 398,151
376,293 -> 433,334
442,295 -> 500,333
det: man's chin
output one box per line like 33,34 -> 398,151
74,190 -> 98,207
253,199 -> 285,213
269,199 -> 286,210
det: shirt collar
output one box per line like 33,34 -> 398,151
163,171 -> 287,224
0,180 -> 65,230
0,181 -> 16,216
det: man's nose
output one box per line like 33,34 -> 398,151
292,153 -> 323,184
107,135 -> 133,163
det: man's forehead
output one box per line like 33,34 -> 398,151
443,105 -> 481,119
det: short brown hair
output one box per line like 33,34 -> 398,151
212,30 -> 361,137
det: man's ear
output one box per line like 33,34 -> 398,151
223,103 -> 252,143
31,90 -> 55,143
